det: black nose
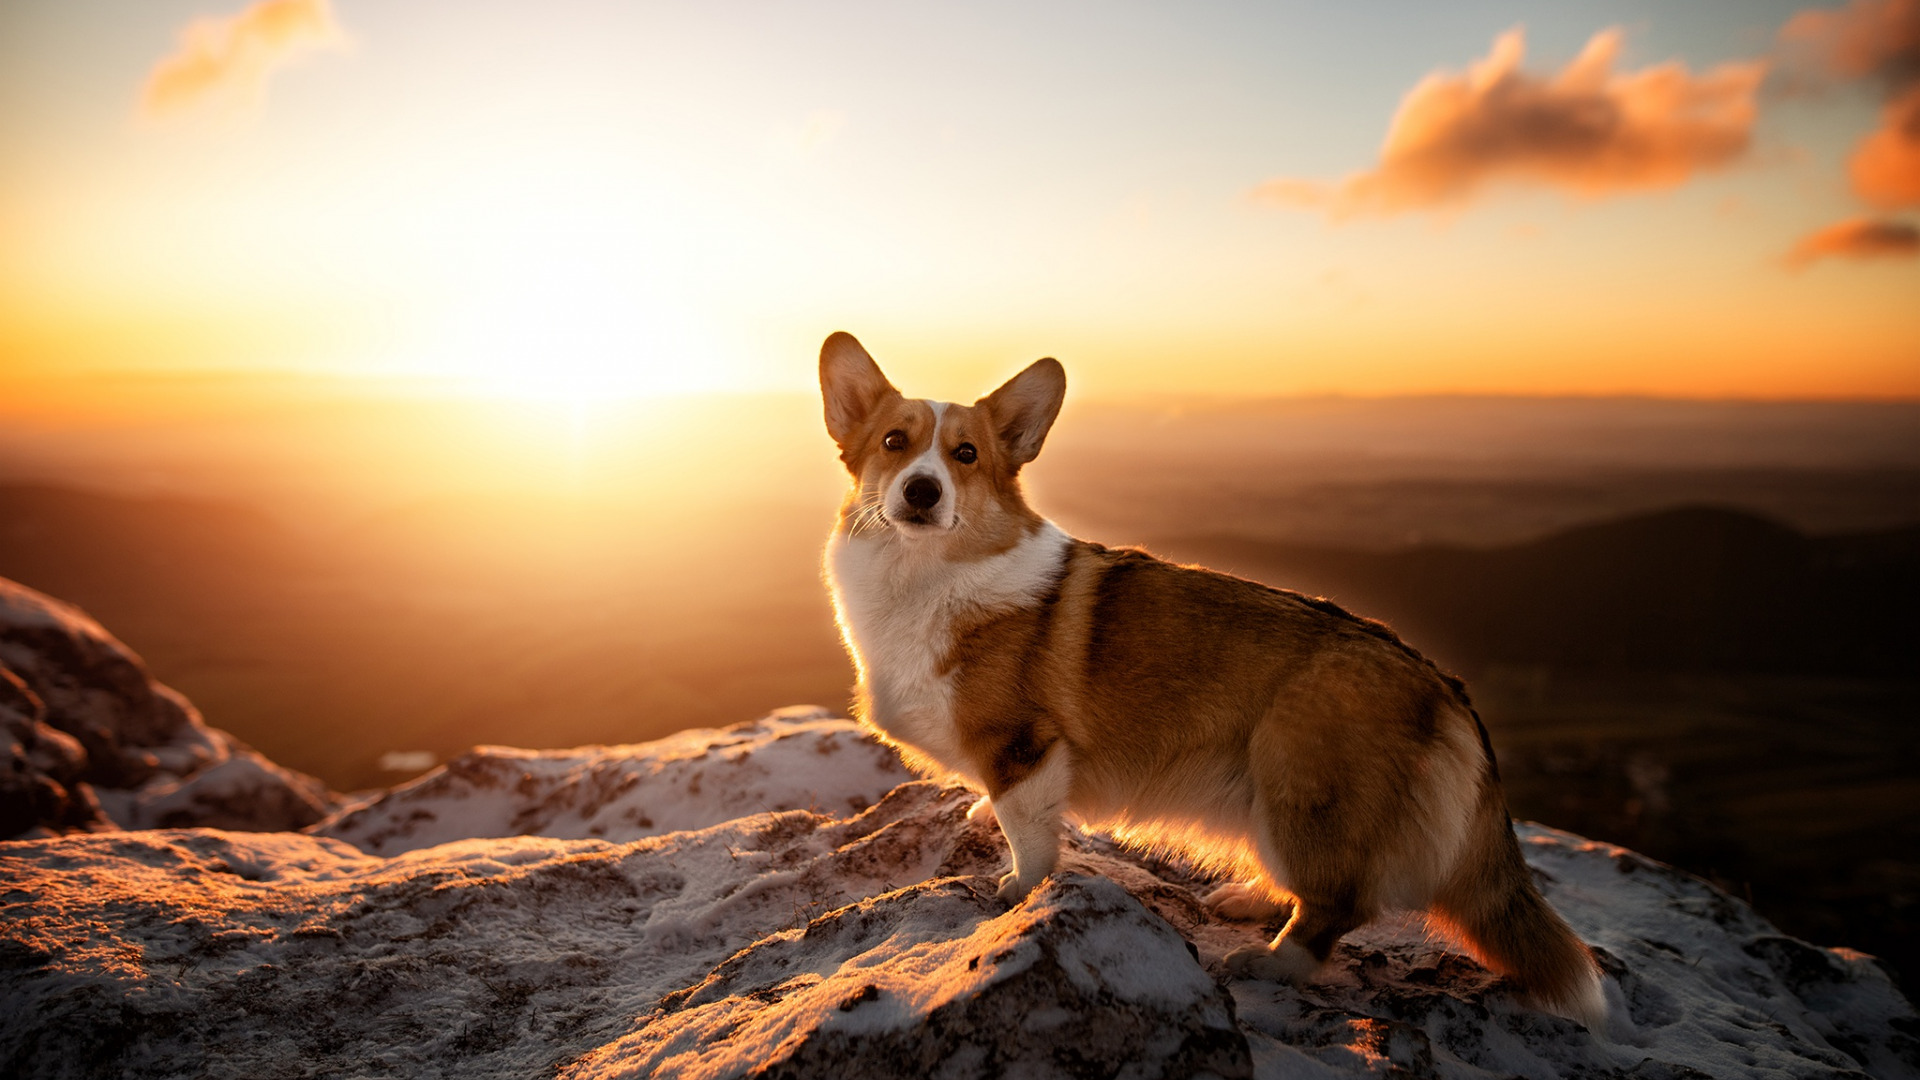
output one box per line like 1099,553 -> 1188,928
903,476 -> 942,509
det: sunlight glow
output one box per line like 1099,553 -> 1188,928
406,265 -> 729,407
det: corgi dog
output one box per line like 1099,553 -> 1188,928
818,331 -> 1607,1029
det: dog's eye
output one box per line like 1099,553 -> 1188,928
883,430 -> 908,452
953,443 -> 977,465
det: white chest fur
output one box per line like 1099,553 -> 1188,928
826,522 -> 1070,782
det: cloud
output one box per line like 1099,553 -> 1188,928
1784,216 -> 1920,267
1850,85 -> 1920,206
1778,0 -> 1920,88
1256,28 -> 1766,217
142,0 -> 344,118
1778,0 -> 1920,209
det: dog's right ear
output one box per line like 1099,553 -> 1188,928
820,332 -> 898,449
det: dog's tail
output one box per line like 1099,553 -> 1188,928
1431,779 -> 1608,1030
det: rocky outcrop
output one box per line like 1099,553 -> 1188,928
570,871 -> 1251,1080
0,577 -> 339,838
313,705 -> 913,855
2,713 -> 1915,1080
0,665 -> 96,835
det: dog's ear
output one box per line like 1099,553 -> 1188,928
981,358 -> 1065,469
820,332 -> 898,449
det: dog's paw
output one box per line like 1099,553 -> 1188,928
1222,941 -> 1321,984
996,870 -> 1035,905
1204,882 -> 1289,922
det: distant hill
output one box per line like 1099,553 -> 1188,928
5,482 -> 1916,690
0,483 -> 314,611
3,482 -> 1915,795
1154,505 -> 1920,678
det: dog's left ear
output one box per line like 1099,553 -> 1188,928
981,358 -> 1066,468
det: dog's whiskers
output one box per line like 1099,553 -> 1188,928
847,491 -> 891,537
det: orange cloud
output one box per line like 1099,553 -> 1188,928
1784,216 -> 1920,267
142,0 -> 343,118
1851,86 -> 1920,206
1256,28 -> 1766,217
1779,0 -> 1920,208
1778,0 -> 1920,86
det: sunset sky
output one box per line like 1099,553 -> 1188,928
2,0 -> 1916,411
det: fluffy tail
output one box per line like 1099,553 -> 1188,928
1433,793 -> 1608,1030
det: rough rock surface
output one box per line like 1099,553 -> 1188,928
314,705 -> 913,855
0,576 -> 339,837
3,711 -> 1916,1080
0,665 -> 96,835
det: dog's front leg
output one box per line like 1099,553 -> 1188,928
987,744 -> 1072,904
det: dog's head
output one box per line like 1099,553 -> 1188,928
820,331 -> 1064,549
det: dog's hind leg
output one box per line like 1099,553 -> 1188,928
1224,891 -> 1363,982
1222,713 -> 1372,982
987,743 -> 1072,904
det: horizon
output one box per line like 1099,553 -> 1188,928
5,375 -> 1917,549
8,361 -> 1920,417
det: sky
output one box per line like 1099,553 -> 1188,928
1,0 -> 1917,411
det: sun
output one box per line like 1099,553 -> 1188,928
406,264 -> 723,406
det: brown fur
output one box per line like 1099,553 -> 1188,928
1430,781 -> 1611,1020
819,332 -> 1606,1027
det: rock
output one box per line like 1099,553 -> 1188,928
0,576 -> 341,837
0,581 -> 192,784
0,780 -> 986,1079
312,705 -> 914,855
1,666 -> 99,836
567,873 -> 1252,1080
95,752 -> 337,833
2,710 -> 1914,1079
